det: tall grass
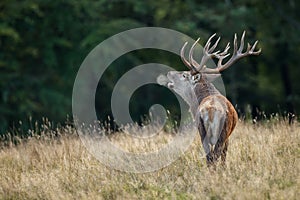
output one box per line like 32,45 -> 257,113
0,120 -> 299,199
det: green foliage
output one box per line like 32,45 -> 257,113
0,0 -> 299,134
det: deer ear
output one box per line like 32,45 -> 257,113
204,73 -> 221,83
191,74 -> 201,84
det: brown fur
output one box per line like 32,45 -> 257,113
208,107 -> 215,122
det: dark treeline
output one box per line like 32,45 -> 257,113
1,0 -> 299,134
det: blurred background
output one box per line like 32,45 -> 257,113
1,0 -> 299,134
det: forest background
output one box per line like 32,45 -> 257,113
1,0 -> 299,134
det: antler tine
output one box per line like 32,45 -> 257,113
209,36 -> 221,53
189,38 -> 201,69
233,33 -> 238,55
215,42 -> 231,69
180,41 -> 198,74
238,31 -> 246,53
204,33 -> 216,51
220,42 -> 230,56
250,40 -> 262,55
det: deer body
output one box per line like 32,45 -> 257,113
167,71 -> 238,165
159,31 -> 260,166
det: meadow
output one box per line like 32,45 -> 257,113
0,119 -> 299,199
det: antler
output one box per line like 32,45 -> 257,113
203,31 -> 261,73
180,31 -> 261,74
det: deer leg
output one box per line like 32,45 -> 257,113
198,119 -> 214,166
202,134 -> 218,168
212,126 -> 227,163
221,140 -> 229,166
202,136 -> 214,166
199,118 -> 219,167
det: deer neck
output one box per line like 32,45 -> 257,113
196,81 -> 220,102
189,80 -> 220,118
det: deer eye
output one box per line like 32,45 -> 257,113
182,73 -> 188,78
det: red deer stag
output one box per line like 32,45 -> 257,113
159,31 -> 261,166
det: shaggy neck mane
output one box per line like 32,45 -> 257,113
186,79 -> 220,118
194,80 -> 220,103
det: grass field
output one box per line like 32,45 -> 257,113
0,119 -> 299,199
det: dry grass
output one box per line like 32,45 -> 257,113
0,120 -> 299,199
